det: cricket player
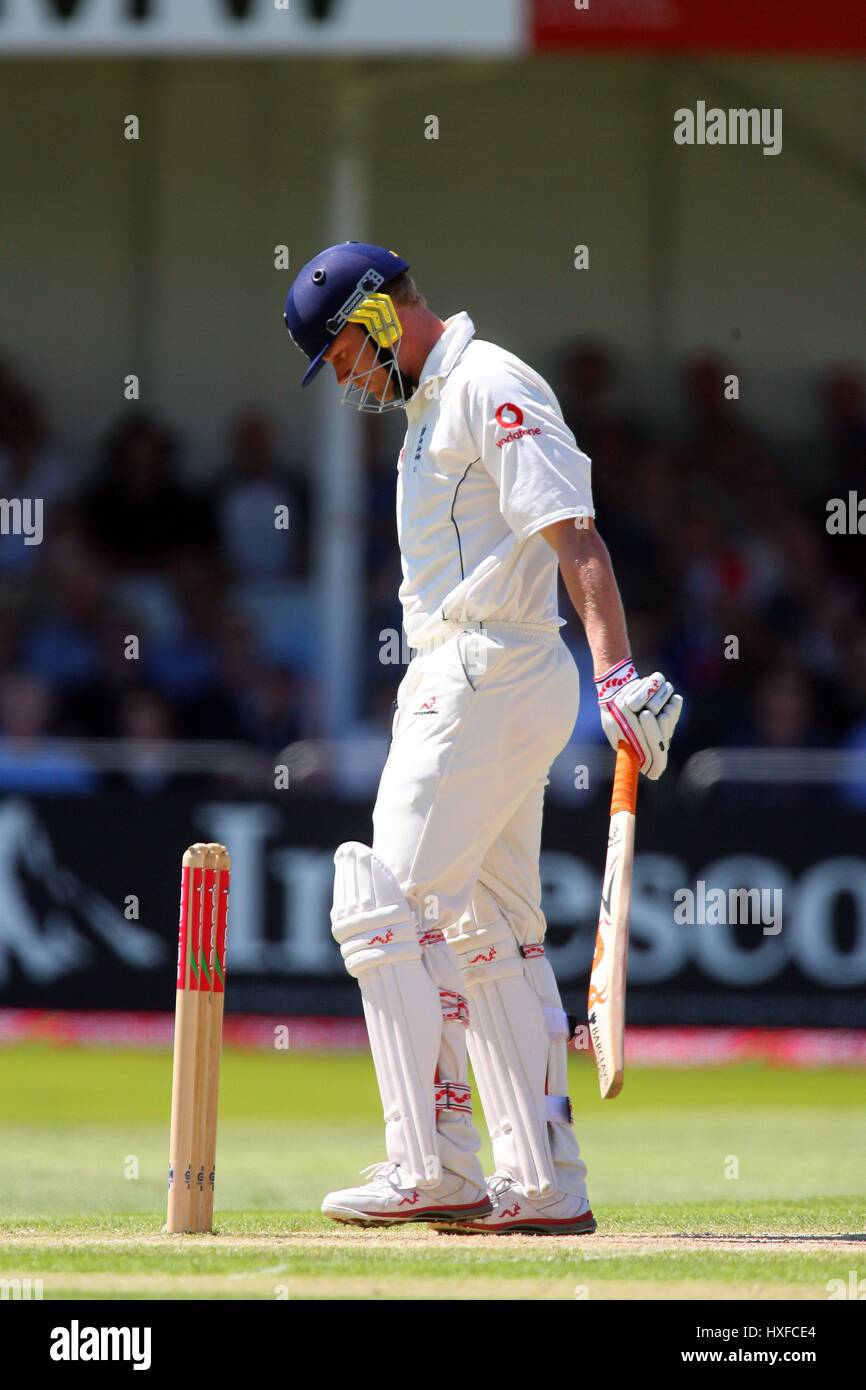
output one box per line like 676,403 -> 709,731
283,242 -> 683,1234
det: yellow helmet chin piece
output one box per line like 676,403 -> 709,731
347,292 -> 402,350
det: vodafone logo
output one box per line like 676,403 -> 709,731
494,400 -> 541,447
495,402 -> 523,428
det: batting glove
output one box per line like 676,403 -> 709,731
595,658 -> 684,781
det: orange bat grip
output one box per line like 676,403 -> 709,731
610,742 -> 639,815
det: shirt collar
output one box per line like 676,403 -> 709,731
411,312 -> 475,400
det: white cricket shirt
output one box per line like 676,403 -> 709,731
397,311 -> 595,649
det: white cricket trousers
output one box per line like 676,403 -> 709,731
373,621 -> 579,930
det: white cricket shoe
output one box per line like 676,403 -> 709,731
321,1161 -> 494,1227
437,1173 -> 596,1235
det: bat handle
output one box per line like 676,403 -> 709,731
610,742 -> 640,816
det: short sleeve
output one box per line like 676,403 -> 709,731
464,358 -> 595,540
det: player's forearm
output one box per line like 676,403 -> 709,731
557,527 -> 631,678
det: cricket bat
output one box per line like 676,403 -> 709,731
588,741 -> 640,1099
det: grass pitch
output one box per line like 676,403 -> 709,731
0,1044 -> 863,1299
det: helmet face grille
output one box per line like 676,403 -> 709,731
341,330 -> 408,414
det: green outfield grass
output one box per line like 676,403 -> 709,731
0,1044 -> 864,1300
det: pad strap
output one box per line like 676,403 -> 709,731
435,1080 -> 473,1115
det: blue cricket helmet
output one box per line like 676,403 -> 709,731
283,241 -> 410,387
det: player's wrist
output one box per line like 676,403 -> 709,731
595,657 -> 638,704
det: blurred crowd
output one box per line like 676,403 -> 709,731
0,346 -> 863,794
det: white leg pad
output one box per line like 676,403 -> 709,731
331,842 -> 483,1189
529,958 -> 588,1196
448,891 -> 588,1199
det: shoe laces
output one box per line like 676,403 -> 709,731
359,1160 -> 408,1188
487,1173 -> 518,1199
